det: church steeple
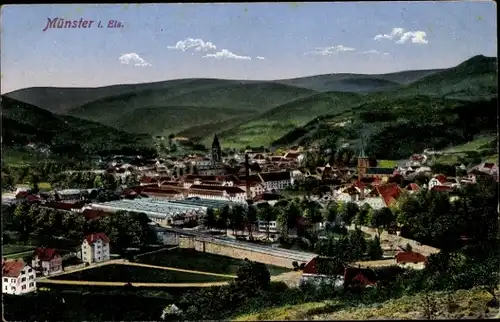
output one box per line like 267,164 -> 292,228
357,136 -> 370,179
211,133 -> 222,167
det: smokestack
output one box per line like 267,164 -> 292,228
245,153 -> 252,204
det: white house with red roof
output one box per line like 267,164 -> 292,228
2,259 -> 37,295
81,233 -> 111,264
31,248 -> 63,276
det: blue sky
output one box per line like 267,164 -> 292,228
1,2 -> 497,93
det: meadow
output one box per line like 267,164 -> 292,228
49,264 -> 235,283
138,248 -> 291,276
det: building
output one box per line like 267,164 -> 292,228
395,251 -> 427,269
299,256 -> 345,287
258,171 -> 293,192
2,259 -> 37,295
81,233 -> 111,264
211,134 -> 222,168
31,248 -> 63,276
188,185 -> 247,203
357,147 -> 395,180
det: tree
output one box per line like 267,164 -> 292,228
203,208 -> 216,231
304,200 -> 323,230
235,259 -> 271,291
348,228 -> 367,260
370,207 -> 395,237
245,205 -> 258,239
231,204 -> 246,236
13,202 -> 33,242
339,202 -> 359,228
257,203 -> 276,240
354,203 -> 371,228
218,205 -> 231,236
366,236 -> 383,260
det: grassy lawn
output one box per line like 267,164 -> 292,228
38,182 -> 52,189
139,248 -> 291,276
49,264 -> 235,283
2,244 -> 36,255
234,288 -> 496,321
377,160 -> 398,168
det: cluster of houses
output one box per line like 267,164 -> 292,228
2,233 -> 111,295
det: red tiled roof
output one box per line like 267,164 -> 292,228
353,180 -> 366,189
26,194 -> 41,202
84,233 -> 110,244
371,183 -> 402,207
33,248 -> 60,261
395,252 -> 427,264
430,185 -> 454,192
406,183 -> 420,191
302,257 -> 319,274
15,191 -> 30,199
2,260 -> 26,277
484,163 -> 496,169
140,177 -> 158,184
435,175 -> 447,184
82,209 -> 110,221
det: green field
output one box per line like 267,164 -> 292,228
2,244 -> 36,255
443,135 -> 497,153
139,248 -> 292,276
49,264 -> 235,283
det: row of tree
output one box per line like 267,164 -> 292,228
3,203 -> 158,253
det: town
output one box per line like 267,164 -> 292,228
2,131 -> 499,320
2,2 -> 498,321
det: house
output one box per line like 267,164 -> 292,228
299,256 -> 345,287
258,171 -> 293,192
81,233 -> 111,264
31,248 -> 63,276
2,259 -> 37,295
362,183 -> 403,209
343,266 -> 378,290
395,251 -> 427,269
56,189 -> 84,202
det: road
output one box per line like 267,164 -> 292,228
37,279 -> 229,288
113,261 -> 236,278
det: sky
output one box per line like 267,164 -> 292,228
1,2 -> 497,93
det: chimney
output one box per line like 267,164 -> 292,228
245,154 -> 253,204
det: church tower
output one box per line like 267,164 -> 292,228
357,139 -> 370,180
211,134 -> 222,167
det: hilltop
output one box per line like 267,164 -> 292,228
3,55 -> 496,156
1,96 -> 155,162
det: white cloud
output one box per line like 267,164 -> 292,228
203,49 -> 251,60
374,28 -> 428,44
305,45 -> 355,55
118,53 -> 151,67
360,49 -> 390,55
256,56 -> 265,60
167,38 -> 217,52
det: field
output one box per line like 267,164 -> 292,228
2,244 -> 36,255
138,248 -> 291,276
443,135 -> 497,153
234,288 -> 498,321
49,264 -> 235,283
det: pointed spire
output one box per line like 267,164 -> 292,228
212,133 -> 220,147
359,135 -> 368,159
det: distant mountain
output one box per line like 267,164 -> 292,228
2,55 -> 496,154
274,69 -> 444,92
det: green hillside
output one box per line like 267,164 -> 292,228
1,96 -> 155,161
218,91 -> 363,148
66,82 -> 317,136
261,55 -> 497,157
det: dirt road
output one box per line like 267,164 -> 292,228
37,279 -> 229,288
114,261 -> 236,278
